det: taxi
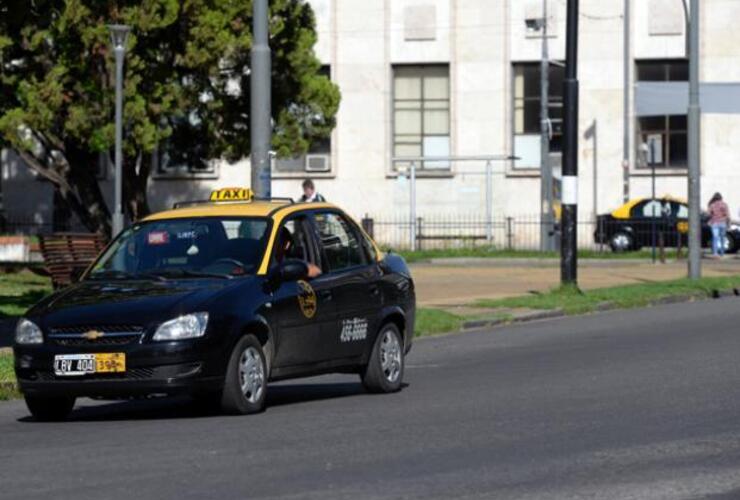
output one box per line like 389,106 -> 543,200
13,188 -> 415,420
594,196 -> 740,253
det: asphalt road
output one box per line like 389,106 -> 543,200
3,299 -> 740,499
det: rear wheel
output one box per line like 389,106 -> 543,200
24,395 -> 75,421
361,324 -> 404,393
221,335 -> 267,415
610,232 -> 633,252
725,234 -> 738,254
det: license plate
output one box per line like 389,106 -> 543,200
53,353 -> 126,376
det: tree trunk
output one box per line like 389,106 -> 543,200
17,148 -> 111,237
124,151 -> 151,222
62,144 -> 111,237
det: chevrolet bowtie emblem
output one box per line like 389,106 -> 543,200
82,330 -> 104,340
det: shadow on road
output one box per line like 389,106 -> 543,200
16,381 -> 382,423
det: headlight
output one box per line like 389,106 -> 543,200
15,319 -> 43,345
153,313 -> 209,341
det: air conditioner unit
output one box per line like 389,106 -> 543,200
305,154 -> 331,173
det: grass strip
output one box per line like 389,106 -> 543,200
0,352 -> 19,400
476,275 -> 740,315
0,271 -> 52,317
414,308 -> 464,338
395,247 -> 682,263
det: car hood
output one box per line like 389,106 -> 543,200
28,278 -> 246,329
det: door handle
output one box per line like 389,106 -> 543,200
369,285 -> 380,296
318,289 -> 333,301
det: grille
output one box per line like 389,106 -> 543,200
49,325 -> 145,347
50,325 -> 144,334
53,336 -> 140,347
37,367 -> 155,382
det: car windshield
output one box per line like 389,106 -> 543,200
87,217 -> 271,280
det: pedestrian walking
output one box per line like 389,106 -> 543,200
299,179 -> 326,203
708,192 -> 731,257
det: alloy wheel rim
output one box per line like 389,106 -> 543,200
379,330 -> 402,383
239,346 -> 265,403
613,234 -> 630,250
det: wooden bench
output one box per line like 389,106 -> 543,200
39,233 -> 107,289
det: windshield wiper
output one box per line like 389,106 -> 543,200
87,270 -> 167,281
150,269 -> 233,280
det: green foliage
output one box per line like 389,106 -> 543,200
0,1 -> 339,231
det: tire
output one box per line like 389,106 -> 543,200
610,232 -> 633,253
24,395 -> 75,422
725,234 -> 738,254
220,335 -> 267,415
361,323 -> 405,394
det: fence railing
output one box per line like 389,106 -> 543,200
0,216 -> 54,236
362,214 -> 692,254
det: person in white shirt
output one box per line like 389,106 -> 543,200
299,179 -> 326,203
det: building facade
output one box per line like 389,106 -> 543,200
2,0 -> 740,248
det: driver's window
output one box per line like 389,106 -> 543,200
273,217 -> 313,265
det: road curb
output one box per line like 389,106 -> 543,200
457,288 -> 737,333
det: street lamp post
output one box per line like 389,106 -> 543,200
687,0 -> 701,279
108,24 -> 130,237
539,0 -> 555,252
250,0 -> 272,198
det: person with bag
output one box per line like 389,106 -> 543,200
708,192 -> 731,258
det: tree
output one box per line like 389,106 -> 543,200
0,0 -> 339,235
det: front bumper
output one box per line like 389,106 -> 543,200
14,339 -> 227,398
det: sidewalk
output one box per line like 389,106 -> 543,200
412,258 -> 740,307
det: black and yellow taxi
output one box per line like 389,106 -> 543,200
594,196 -> 740,253
13,188 -> 415,420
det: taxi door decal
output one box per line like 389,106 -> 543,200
297,280 -> 317,319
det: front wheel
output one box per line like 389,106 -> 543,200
361,324 -> 405,393
220,335 -> 267,415
24,395 -> 75,421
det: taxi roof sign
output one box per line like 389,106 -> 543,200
209,187 -> 254,202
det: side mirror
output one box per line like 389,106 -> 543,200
268,259 -> 308,288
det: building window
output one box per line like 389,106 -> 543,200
636,60 -> 688,169
274,66 -> 332,176
393,65 -> 450,171
512,62 -> 564,169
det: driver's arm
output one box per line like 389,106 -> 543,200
307,262 -> 322,278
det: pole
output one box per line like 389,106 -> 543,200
112,42 -> 125,236
622,0 -> 630,203
561,0 -> 579,285
687,0 -> 701,279
539,0 -> 553,252
650,138 -> 656,263
410,162 -> 417,251
485,160 -> 493,244
250,0 -> 272,198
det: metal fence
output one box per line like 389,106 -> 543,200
0,216 -> 54,236
362,214 -> 692,254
